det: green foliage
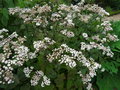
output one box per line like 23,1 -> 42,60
3,0 -> 14,8
15,0 -> 42,7
105,6 -> 113,13
99,21 -> 120,74
111,21 -> 120,38
72,0 -> 95,4
96,21 -> 120,90
109,10 -> 120,16
1,0 -> 120,90
0,0 -> 3,8
14,0 -> 72,7
0,8 -> 9,26
104,0 -> 120,10
0,0 -> 15,27
97,72 -> 120,90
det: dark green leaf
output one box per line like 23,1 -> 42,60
97,72 -> 120,90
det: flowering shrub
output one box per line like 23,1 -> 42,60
0,0 -> 119,90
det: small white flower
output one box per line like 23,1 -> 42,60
60,30 -> 75,38
23,67 -> 34,78
101,68 -> 105,72
82,33 -> 88,38
36,22 -> 40,26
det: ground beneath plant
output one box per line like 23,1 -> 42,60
107,13 -> 120,21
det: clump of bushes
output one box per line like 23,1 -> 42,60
0,0 -> 120,90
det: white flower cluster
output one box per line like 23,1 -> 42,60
47,45 -> 65,62
101,21 -> 113,32
47,44 -> 102,89
59,55 -> 76,68
80,20 -> 119,59
51,13 -> 62,22
0,62 -> 14,84
92,34 -> 118,43
60,29 -> 75,38
9,0 -> 109,28
7,1 -> 119,90
79,14 -> 92,23
78,71 -> 93,90
9,4 -> 51,26
58,4 -> 71,11
78,65 -> 105,90
0,29 -> 54,85
107,33 -> 119,42
41,75 -> 51,87
37,4 -> 51,14
92,35 -> 104,42
23,66 -> 34,78
9,7 -> 21,15
47,43 -> 102,70
30,70 -> 50,87
58,12 -> 75,27
23,66 -> 50,87
13,45 -> 30,66
0,29 -> 30,84
80,42 -> 114,57
99,21 -> 119,42
0,32 -> 18,47
33,37 -> 56,52
78,58 -> 102,90
84,4 -> 110,16
0,28 -> 8,39
82,33 -> 88,39
64,13 -> 75,27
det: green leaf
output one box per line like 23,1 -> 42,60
102,61 -> 119,74
111,41 -> 120,52
97,72 -> 120,90
5,0 -> 14,7
17,68 -> 26,80
31,85 -> 55,90
55,73 -> 65,89
2,8 -> 8,18
32,85 -> 41,90
0,0 -> 3,8
67,79 -> 73,90
20,83 -> 30,90
37,53 -> 45,71
16,0 -> 25,7
1,8 -> 9,26
41,85 -> 55,90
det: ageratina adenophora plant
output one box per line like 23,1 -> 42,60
0,0 -> 119,90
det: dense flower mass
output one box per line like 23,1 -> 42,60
30,70 -> 50,87
9,0 -> 110,28
60,29 -> 75,38
0,0 -> 119,90
0,29 -> 54,86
